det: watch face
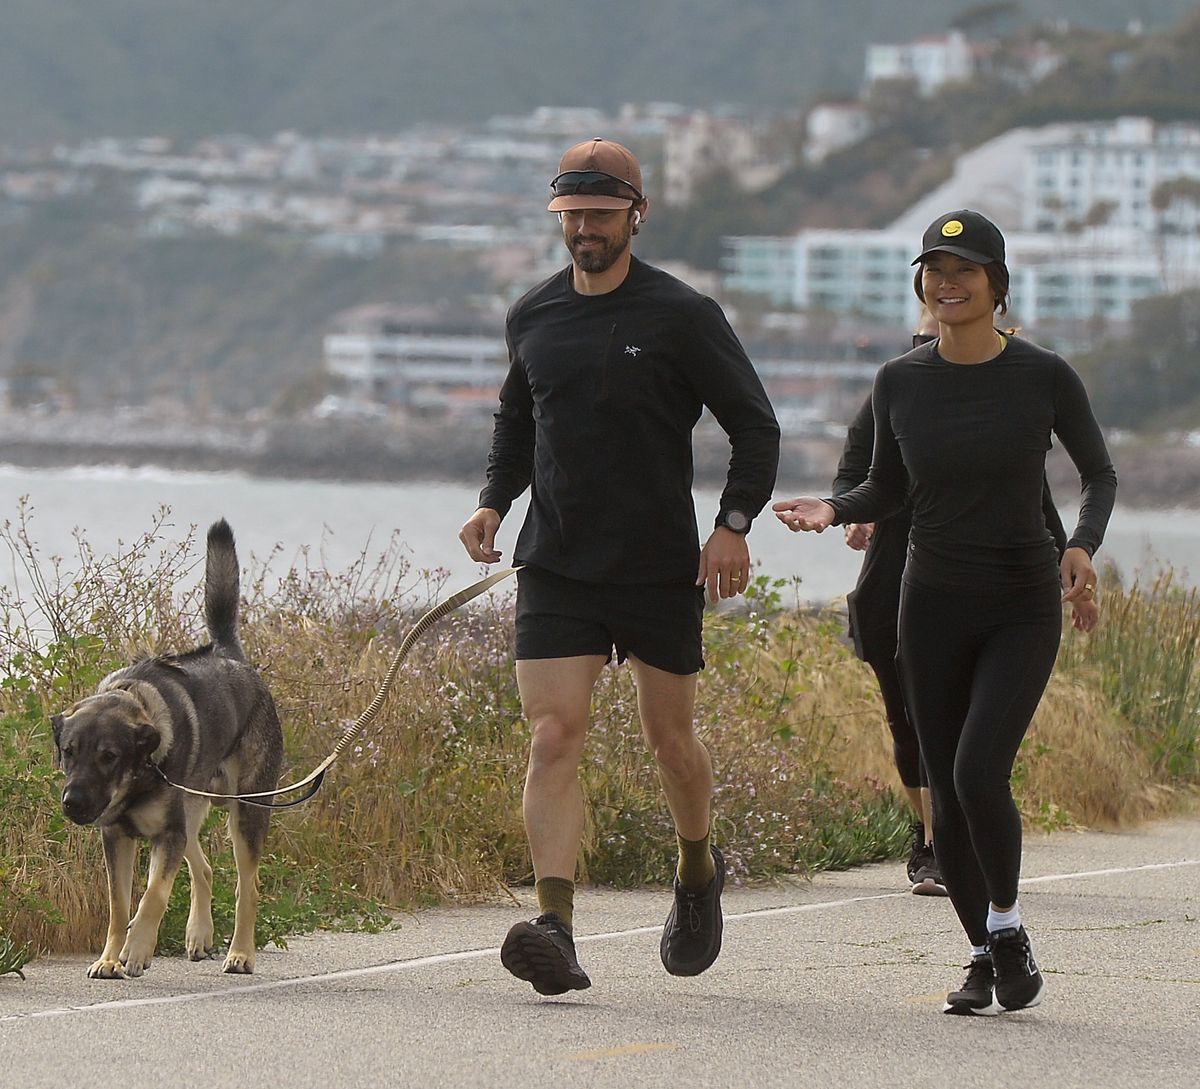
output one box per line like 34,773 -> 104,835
724,510 -> 750,533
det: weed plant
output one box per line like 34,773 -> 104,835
1,513 -> 1195,963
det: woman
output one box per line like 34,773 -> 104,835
775,210 -> 1116,1015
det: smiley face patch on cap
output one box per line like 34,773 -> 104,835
912,209 -> 1006,266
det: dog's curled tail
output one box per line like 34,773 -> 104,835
205,518 -> 245,661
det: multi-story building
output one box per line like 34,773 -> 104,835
322,307 -> 508,419
1025,117 -> 1200,234
864,31 -> 976,95
722,118 -> 1200,343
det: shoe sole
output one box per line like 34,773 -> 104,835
997,975 -> 1045,1011
911,878 -> 949,897
500,923 -> 591,996
943,995 -> 1001,1016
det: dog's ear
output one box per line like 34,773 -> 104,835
133,722 -> 161,763
50,713 -> 65,769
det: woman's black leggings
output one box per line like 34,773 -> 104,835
896,578 -> 1062,947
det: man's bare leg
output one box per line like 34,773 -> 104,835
500,655 -> 606,994
516,655 -> 607,883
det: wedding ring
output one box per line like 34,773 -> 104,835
1084,583 -> 1095,592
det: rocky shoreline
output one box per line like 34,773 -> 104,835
0,411 -> 1192,510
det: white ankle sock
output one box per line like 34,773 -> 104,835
987,902 -> 1021,933
970,944 -> 989,960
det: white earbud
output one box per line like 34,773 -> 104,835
633,210 -> 641,226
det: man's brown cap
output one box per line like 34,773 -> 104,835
547,138 -> 644,212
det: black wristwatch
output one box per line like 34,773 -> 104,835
716,509 -> 752,535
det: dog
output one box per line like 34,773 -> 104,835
52,519 -> 283,979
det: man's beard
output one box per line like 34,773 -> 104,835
567,220 -> 632,273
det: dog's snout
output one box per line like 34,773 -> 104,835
61,787 -> 94,824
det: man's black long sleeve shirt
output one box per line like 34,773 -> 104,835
479,257 -> 780,584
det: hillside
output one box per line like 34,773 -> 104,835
0,1 -> 1196,146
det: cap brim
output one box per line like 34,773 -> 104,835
548,194 -> 636,212
911,244 -> 994,266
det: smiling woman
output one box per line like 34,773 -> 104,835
772,207 -> 1118,1017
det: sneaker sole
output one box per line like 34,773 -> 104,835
942,995 -> 1001,1016
911,878 -> 950,897
500,923 -> 591,996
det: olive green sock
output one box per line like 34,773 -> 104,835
676,832 -> 716,890
535,876 -> 575,932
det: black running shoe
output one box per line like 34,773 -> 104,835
500,912 -> 591,996
905,821 -> 927,883
943,954 -> 1000,1016
989,925 -> 1044,1011
660,844 -> 725,977
910,847 -> 949,897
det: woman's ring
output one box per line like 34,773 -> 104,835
1084,583 -> 1095,592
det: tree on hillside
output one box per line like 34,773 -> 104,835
950,2 -> 1023,34
1075,290 -> 1200,431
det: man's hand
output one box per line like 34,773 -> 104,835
459,507 -> 503,564
772,496 -> 836,533
1070,596 -> 1099,633
697,526 -> 751,603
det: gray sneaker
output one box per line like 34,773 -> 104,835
910,846 -> 949,897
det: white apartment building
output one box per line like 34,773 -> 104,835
723,118 -> 1200,336
1025,117 -> 1200,234
864,31 -> 975,96
323,317 -> 508,418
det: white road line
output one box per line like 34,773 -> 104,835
5,856 -> 1197,1025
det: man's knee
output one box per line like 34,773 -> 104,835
528,714 -> 586,770
647,728 -> 704,778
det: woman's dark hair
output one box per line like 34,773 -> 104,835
913,260 -> 1010,317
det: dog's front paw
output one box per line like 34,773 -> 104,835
118,939 -> 155,977
185,929 -> 215,961
87,957 -> 130,980
221,950 -> 255,974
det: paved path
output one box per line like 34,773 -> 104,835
3,817 -> 1198,1088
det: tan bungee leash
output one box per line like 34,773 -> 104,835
153,565 -> 521,809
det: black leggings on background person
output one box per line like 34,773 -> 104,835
896,577 -> 1063,947
867,647 -> 924,788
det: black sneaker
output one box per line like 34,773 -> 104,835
943,954 -> 1000,1015
500,912 -> 591,996
905,821 -> 927,883
910,846 -> 949,897
989,925 -> 1045,1011
660,844 -> 725,976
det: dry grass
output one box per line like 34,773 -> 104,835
3,522 -> 1198,960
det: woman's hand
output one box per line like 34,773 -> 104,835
1060,545 -> 1097,606
772,497 -> 836,533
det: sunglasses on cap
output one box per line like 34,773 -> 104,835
549,170 -> 643,202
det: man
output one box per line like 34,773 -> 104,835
459,137 -> 779,995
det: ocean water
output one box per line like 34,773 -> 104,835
0,464 -> 1192,610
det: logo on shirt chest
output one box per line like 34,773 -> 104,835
624,344 -> 642,356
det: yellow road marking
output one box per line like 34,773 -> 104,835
906,992 -> 948,1005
